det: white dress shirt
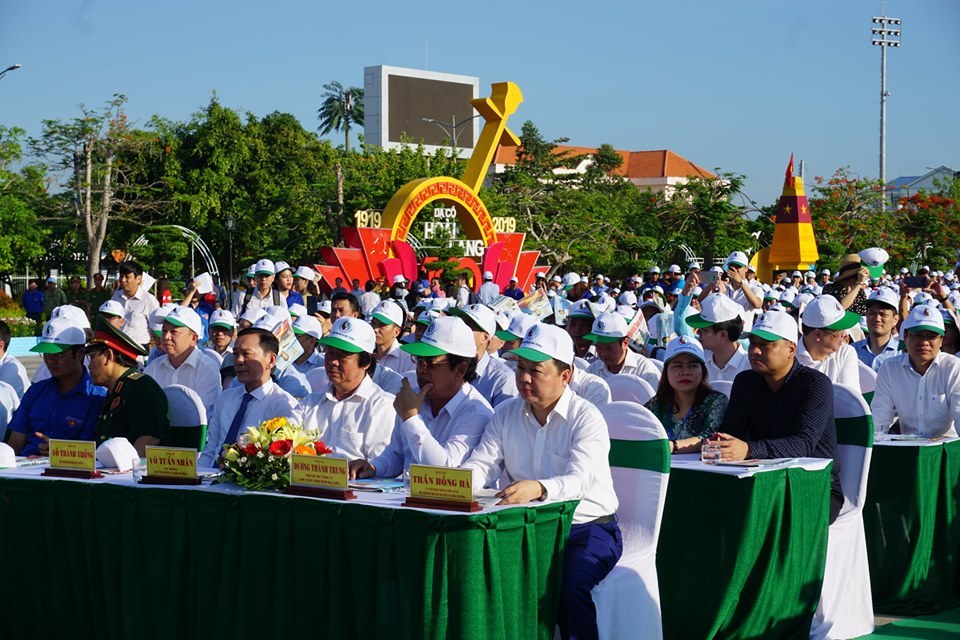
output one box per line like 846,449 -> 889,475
873,352 -> 960,437
462,388 -> 619,524
300,375 -> 396,461
471,353 -> 519,407
378,340 -> 415,374
728,281 -> 764,312
569,367 -> 611,406
795,338 -> 859,390
359,291 -> 382,317
199,379 -> 302,467
143,346 -> 222,418
0,351 -> 30,399
112,286 -> 159,345
479,281 -> 501,305
587,349 -> 661,391
292,352 -> 323,375
705,347 -> 751,384
369,383 -> 493,478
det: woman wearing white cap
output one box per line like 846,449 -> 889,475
273,261 -> 304,308
645,337 -> 727,453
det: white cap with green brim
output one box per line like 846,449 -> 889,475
52,304 -> 91,330
293,315 -> 323,340
867,287 -> 899,312
859,247 -> 889,279
31,318 -> 86,354
401,316 -> 477,358
686,293 -> 742,328
746,311 -> 799,343
567,299 -> 595,319
255,259 -> 275,275
164,306 -> 203,336
149,303 -> 178,335
319,317 -> 375,353
902,304 -> 945,336
245,264 -> 256,279
509,323 -> 574,366
496,312 -> 538,342
274,261 -> 291,274
725,251 -> 749,269
449,303 -> 497,336
664,335 -> 705,364
209,309 -> 237,330
584,312 -> 629,344
801,295 -> 861,331
98,300 -> 125,318
371,300 -> 404,327
288,303 -> 308,319
416,309 -> 440,326
294,266 -> 315,281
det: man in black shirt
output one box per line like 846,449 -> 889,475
716,310 -> 844,523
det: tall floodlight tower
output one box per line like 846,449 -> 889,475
871,10 -> 901,212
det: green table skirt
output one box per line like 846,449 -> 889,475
864,440 -> 960,615
0,478 -> 577,640
657,466 -> 832,640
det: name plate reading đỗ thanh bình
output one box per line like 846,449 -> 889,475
402,464 -> 480,512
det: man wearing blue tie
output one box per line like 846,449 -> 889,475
199,327 -> 301,467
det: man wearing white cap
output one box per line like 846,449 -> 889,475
200,326 -> 302,467
97,300 -> 126,330
802,271 -> 822,295
143,306 -> 222,418
590,274 -> 608,298
873,305 -> 960,438
584,312 -> 661,390
461,324 -> 620,640
111,260 -> 159,349
370,300 -> 415,374
291,315 -> 324,374
796,295 -> 860,390
300,317 -> 396,461
233,259 -> 282,318
820,269 -> 832,287
348,316 -> 493,479
718,251 -> 763,312
853,288 -> 902,371
503,276 -> 525,301
639,266 -> 661,294
686,294 -> 751,383
565,300 -> 598,368
479,271 -> 500,305
450,304 -> 518,407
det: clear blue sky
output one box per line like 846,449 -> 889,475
2,0 -> 957,207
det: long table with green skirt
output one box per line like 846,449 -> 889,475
864,438 -> 960,615
658,456 -> 833,640
0,470 -> 577,640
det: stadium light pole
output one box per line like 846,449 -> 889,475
871,14 -> 900,212
225,214 -> 235,293
0,63 -> 21,80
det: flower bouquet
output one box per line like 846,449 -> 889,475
219,417 -> 333,491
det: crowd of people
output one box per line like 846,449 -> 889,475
2,248 -> 960,639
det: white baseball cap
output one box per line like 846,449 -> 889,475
688,262 -> 701,271
511,276 -> 520,283
867,288 -> 899,312
562,272 -> 580,287
483,271 -> 494,280
859,247 -> 889,278
288,303 -> 308,319
725,251 -> 749,268
667,264 -> 682,274
509,323 -> 575,366
273,260 -> 292,274
255,259 -> 275,275
664,335 -> 705,364
371,300 -> 404,327
618,291 -> 638,307
801,295 -> 860,330
567,299 -> 595,319
791,270 -> 802,277
209,309 -> 237,330
30,318 -> 87,354
595,273 -> 605,280
51,305 -> 91,330
401,316 -> 477,358
805,271 -> 816,279
650,266 -> 661,274
46,276 -> 57,284
164,306 -> 203,336
415,309 -> 441,326
294,266 -> 315,281
245,263 -> 256,279
496,312 -> 539,342
551,275 -> 562,283
686,293 -> 742,328
393,274 -> 408,284
902,303 -> 945,336
98,300 -> 125,318
149,303 -> 178,335
293,315 -> 323,340
748,311 -> 799,343
317,300 -> 332,316
821,268 -> 831,275
791,292 -> 815,310
240,307 -> 266,326
452,303 -> 497,336
584,312 -> 629,344
320,317 -> 376,353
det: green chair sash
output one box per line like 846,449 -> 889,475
836,416 -> 873,448
609,438 -> 670,473
168,424 -> 207,451
863,390 -> 875,406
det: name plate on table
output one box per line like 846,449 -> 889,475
284,455 -> 355,500
139,446 -> 201,485
42,439 -> 102,479
402,464 -> 480,512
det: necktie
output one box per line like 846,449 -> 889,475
223,392 -> 254,448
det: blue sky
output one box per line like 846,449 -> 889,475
2,0 -> 957,207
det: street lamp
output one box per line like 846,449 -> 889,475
871,13 -> 901,212
225,215 -> 235,294
0,63 -> 21,80
421,114 -> 481,153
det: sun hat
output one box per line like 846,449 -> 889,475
371,300 -> 404,327
496,312 -> 539,342
663,335 -> 705,364
747,311 -> 799,343
401,316 -> 477,358
320,317 -> 376,353
508,323 -> 575,366
901,304 -> 945,336
584,312 -> 629,344
30,318 -> 87,354
164,306 -> 203,336
801,295 -> 861,330
686,294 -> 743,328
836,254 -> 862,280
293,315 -> 323,340
255,259 -> 275,276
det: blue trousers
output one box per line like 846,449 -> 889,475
558,520 -> 623,640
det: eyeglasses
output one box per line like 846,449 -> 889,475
415,356 -> 450,369
42,348 -> 79,361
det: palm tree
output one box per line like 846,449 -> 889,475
317,81 -> 364,153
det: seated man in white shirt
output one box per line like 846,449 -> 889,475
686,294 -> 750,383
370,300 -> 415,374
348,316 -> 493,479
291,315 -> 324,374
853,288 -> 902,371
301,317 -> 396,461
461,324 -> 621,640
873,304 -> 960,438
585,312 -> 661,390
143,306 -> 222,418
0,320 -> 30,399
199,327 -> 302,467
450,304 -> 518,407
795,295 -> 860,390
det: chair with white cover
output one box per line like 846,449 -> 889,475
647,358 -> 664,374
710,380 -> 733,399
857,362 -> 877,406
606,374 -> 656,405
592,401 -> 669,640
810,383 -> 874,640
0,380 -> 19,443
163,385 -> 208,451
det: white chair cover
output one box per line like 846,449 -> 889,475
0,380 -> 19,442
606,374 -> 655,405
709,380 -> 733,399
163,384 -> 207,427
593,402 -> 669,640
857,361 -> 877,405
810,384 -> 874,640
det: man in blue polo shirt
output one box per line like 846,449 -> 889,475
6,318 -> 106,456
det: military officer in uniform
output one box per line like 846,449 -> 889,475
84,318 -> 170,455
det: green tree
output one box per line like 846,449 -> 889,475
0,126 -> 49,274
317,81 -> 364,152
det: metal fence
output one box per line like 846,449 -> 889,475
3,274 -> 116,301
